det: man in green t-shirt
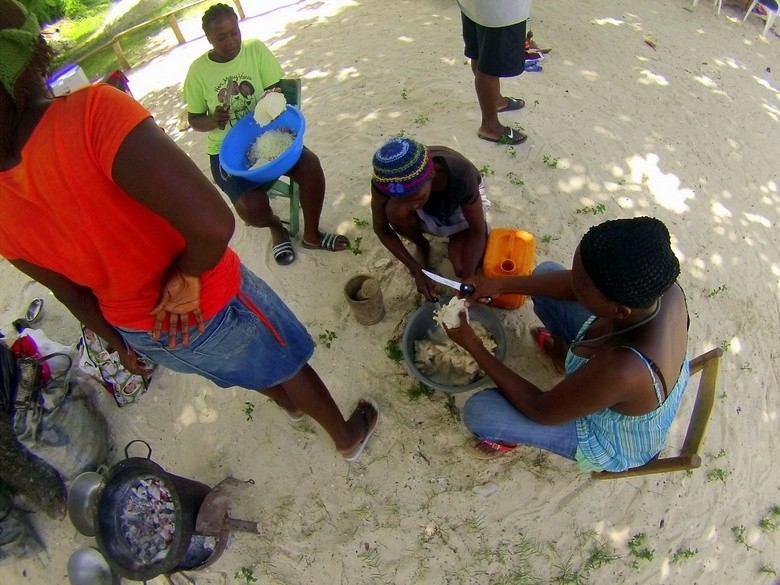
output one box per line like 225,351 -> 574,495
184,3 -> 349,266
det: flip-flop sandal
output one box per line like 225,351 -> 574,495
272,228 -> 295,265
524,62 -> 543,73
497,97 -> 525,113
342,397 -> 379,462
470,439 -> 517,460
531,327 -> 565,375
302,232 -> 350,252
478,126 -> 528,145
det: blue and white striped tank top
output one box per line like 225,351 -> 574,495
567,317 -> 691,473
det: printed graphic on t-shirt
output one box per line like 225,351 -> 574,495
217,76 -> 256,127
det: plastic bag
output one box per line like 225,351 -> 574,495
76,326 -> 155,406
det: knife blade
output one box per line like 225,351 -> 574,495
421,269 -> 475,296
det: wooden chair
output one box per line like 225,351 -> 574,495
591,347 -> 724,480
268,78 -> 302,236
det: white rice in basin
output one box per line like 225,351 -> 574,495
247,129 -> 295,170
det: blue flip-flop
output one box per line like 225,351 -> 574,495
525,62 -> 543,73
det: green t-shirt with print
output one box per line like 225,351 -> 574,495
183,38 -> 285,155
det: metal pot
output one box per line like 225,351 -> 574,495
67,547 -> 119,585
67,471 -> 105,537
94,440 -> 211,581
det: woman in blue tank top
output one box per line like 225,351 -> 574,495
445,217 -> 689,472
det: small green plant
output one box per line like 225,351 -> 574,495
758,565 -> 777,576
739,362 -> 753,372
533,99 -> 540,107
507,172 -> 525,186
758,505 -> 780,532
507,146 -> 518,158
318,329 -> 337,348
575,203 -> 606,215
445,394 -> 460,421
513,122 -> 525,133
731,525 -> 747,545
358,546 -> 387,581
542,155 -> 559,168
617,178 -> 627,185
478,164 -> 495,177
707,468 -> 730,482
718,391 -> 728,400
720,339 -> 731,352
242,402 -> 255,422
395,129 -> 408,137
413,114 -> 429,125
235,567 -> 258,583
348,235 -> 363,255
385,338 -> 403,363
670,548 -> 698,564
541,234 -> 560,244
401,87 -> 408,100
707,284 -> 728,298
627,532 -> 654,562
352,217 -> 369,227
406,382 -> 434,401
714,448 -> 727,459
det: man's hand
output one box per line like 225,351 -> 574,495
151,269 -> 205,348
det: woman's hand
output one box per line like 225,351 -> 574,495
412,268 -> 439,302
112,343 -> 154,376
151,269 -> 205,348
462,274 -> 503,305
213,104 -> 230,130
443,310 -> 482,351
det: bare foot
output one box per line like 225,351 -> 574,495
271,397 -> 305,422
339,398 -> 379,462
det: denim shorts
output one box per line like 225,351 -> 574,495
209,154 -> 277,203
117,265 -> 314,390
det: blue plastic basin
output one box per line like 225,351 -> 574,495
219,105 -> 306,183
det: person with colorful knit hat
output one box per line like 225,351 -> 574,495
0,0 -> 378,471
443,217 -> 691,471
371,137 -> 489,301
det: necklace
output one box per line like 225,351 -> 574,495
571,299 -> 661,349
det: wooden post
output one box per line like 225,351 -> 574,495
111,37 -> 131,70
232,0 -> 245,19
166,13 -> 186,44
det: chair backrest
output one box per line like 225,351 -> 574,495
591,347 -> 724,480
278,78 -> 301,108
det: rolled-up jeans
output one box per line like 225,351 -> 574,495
462,261 -> 593,458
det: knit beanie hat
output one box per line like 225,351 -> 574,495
0,0 -> 41,97
579,216 -> 680,308
372,137 -> 434,197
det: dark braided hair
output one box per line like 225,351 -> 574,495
0,0 -> 54,162
579,217 -> 680,308
202,3 -> 237,32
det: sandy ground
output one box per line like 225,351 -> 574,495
2,0 -> 780,583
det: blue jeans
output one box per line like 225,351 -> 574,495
118,265 -> 314,391
462,261 -> 593,459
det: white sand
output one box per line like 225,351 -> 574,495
2,1 -> 779,583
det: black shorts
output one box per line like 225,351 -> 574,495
461,13 -> 526,78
